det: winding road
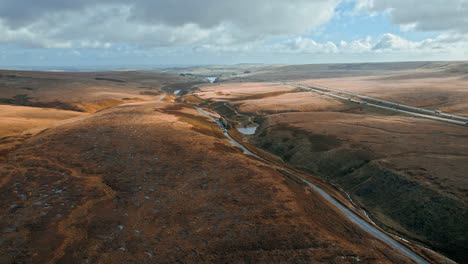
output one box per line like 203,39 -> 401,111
159,86 -> 167,101
196,106 -> 430,264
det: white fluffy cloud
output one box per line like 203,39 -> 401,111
0,0 -> 467,64
338,37 -> 373,53
272,37 -> 339,53
0,0 -> 340,49
372,34 -> 416,50
372,33 -> 468,54
269,33 -> 468,58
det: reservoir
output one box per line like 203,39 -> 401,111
236,124 -> 258,135
206,77 -> 217,83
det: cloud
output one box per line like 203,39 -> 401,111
338,37 -> 373,53
0,21 -> 72,48
1,0 -> 467,64
269,33 -> 468,58
356,0 -> 468,33
272,37 -> 339,53
372,33 -> 416,50
0,0 -> 340,49
271,36 -> 373,54
399,23 -> 417,32
371,33 -> 468,54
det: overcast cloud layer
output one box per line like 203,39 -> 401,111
0,0 -> 467,65
0,0 -> 338,48
357,0 -> 468,32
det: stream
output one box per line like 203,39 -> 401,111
194,106 -> 429,264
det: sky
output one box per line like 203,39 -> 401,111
0,0 -> 467,67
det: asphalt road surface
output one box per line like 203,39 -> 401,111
301,83 -> 468,122
285,82 -> 468,126
159,86 -> 167,101
196,106 -> 431,264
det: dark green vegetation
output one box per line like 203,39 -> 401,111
0,94 -> 82,111
190,62 -> 468,263
250,121 -> 467,262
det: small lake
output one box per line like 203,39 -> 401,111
206,77 -> 217,83
236,125 -> 258,135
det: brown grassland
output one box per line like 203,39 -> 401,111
193,62 -> 468,263
0,69 -> 432,263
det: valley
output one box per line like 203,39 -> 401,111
0,63 -> 466,263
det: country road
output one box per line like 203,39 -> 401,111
159,86 -> 167,101
196,106 -> 431,264
251,79 -> 468,126
287,82 -> 467,126
301,83 -> 468,122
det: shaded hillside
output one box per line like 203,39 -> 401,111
0,101 -> 413,263
192,75 -> 467,263
250,113 -> 468,262
0,70 -> 201,113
